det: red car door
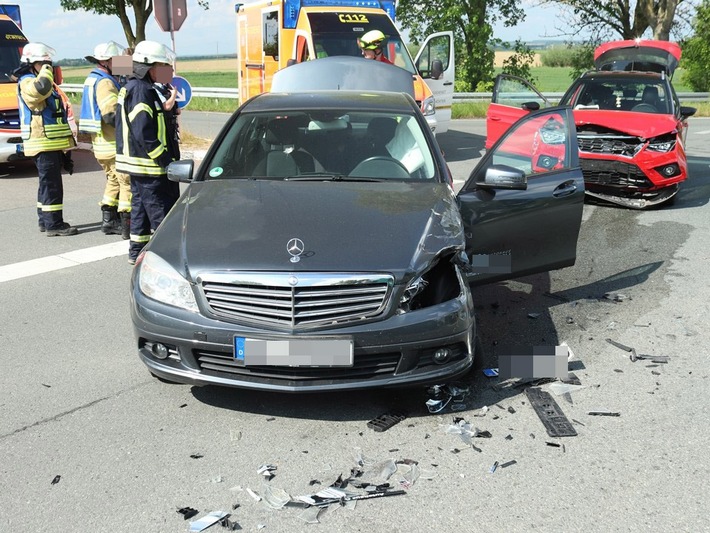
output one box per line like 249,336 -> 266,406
486,74 -> 551,149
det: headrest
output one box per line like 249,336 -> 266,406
367,117 -> 398,144
265,119 -> 298,145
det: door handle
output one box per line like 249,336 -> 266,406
552,182 -> 577,198
443,82 -> 453,86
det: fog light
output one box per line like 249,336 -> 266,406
659,164 -> 679,177
152,342 -> 169,360
433,348 -> 451,364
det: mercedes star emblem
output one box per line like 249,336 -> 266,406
287,238 -> 305,263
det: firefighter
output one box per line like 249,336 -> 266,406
116,40 -> 180,265
80,41 -> 131,239
15,42 -> 78,236
356,30 -> 393,64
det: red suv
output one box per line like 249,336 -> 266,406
486,40 -> 697,208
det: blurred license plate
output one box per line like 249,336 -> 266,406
234,336 -> 353,367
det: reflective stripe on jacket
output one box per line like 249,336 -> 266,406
116,75 -> 172,177
18,71 -> 74,156
80,68 -> 121,159
79,68 -> 120,134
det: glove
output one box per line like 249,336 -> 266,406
62,152 -> 74,175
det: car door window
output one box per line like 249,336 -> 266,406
494,75 -> 548,108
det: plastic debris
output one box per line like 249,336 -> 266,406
51,475 -> 61,485
247,488 -> 262,502
190,454 -> 204,459
189,511 -> 229,532
489,461 -> 499,474
177,507 -> 199,520
220,516 -> 240,530
258,464 -> 277,480
262,484 -> 292,510
367,412 -> 407,432
588,411 -> 621,417
483,368 -> 499,377
546,441 -> 561,448
505,434 -> 513,440
500,460 -> 517,468
527,312 -> 541,319
298,505 -> 323,524
425,383 -> 470,413
605,338 -> 638,362
507,406 -> 516,414
604,292 -> 630,302
548,382 -> 585,397
525,387 -> 577,437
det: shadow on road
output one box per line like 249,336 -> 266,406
436,127 -> 485,164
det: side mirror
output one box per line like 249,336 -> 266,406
479,164 -> 527,190
680,106 -> 697,118
286,58 -> 296,67
430,59 -> 443,80
167,160 -> 195,183
521,101 -> 540,111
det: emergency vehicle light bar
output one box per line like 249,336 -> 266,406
283,0 -> 396,29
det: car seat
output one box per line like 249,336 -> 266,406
641,86 -> 661,110
253,118 -> 315,176
364,117 -> 398,158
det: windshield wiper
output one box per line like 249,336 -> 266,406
284,174 -> 382,182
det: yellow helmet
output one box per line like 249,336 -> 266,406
357,30 -> 387,51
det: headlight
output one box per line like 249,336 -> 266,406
647,134 -> 676,153
538,119 -> 566,144
138,251 -> 199,312
397,275 -> 429,314
421,96 -> 436,116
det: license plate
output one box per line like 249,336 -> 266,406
234,336 -> 353,367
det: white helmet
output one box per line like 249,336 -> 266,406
21,42 -> 56,64
86,41 -> 126,63
132,41 -> 175,65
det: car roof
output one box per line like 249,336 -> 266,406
242,90 -> 419,114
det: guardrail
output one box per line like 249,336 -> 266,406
60,84 -> 709,102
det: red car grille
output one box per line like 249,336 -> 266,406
580,159 -> 653,189
577,134 -> 642,157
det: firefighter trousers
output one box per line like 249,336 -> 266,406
98,157 -> 132,212
33,151 -> 65,231
128,175 -> 180,261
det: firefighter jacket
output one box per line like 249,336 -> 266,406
79,67 -> 121,160
116,72 -> 173,177
17,65 -> 75,157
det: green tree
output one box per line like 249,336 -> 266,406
501,40 -> 537,85
539,0 -> 697,41
59,0 -> 210,49
395,0 -> 524,91
681,0 -> 710,90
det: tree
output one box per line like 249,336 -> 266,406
539,0 -> 698,41
396,0 -> 525,91
59,0 -> 210,49
681,0 -> 710,90
501,40 -> 537,85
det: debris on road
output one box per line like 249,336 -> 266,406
189,511 -> 230,532
489,461 -> 499,474
588,411 -> 621,417
606,338 -> 638,362
367,412 -> 407,431
525,387 -> 577,437
500,460 -> 517,468
177,507 -> 199,520
425,383 -> 469,413
51,475 -> 61,485
603,292 -> 630,302
258,464 -> 277,480
483,368 -> 499,377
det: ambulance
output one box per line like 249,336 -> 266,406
0,4 -> 27,163
235,0 -> 454,133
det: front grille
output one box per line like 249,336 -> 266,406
580,159 -> 653,189
195,348 -> 400,381
578,134 -> 642,157
200,272 -> 393,329
0,109 -> 20,131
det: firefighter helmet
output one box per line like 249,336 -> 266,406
86,41 -> 126,63
357,30 -> 387,51
21,42 -> 56,64
132,40 -> 175,65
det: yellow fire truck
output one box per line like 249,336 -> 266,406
0,4 -> 28,163
236,0 -> 454,133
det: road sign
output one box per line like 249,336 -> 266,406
172,76 -> 192,109
154,0 -> 188,32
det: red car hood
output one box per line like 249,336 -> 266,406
573,110 -> 678,138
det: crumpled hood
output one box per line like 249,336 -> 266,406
573,109 -> 679,138
149,180 -> 464,283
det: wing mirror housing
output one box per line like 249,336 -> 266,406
680,106 -> 697,118
522,101 -> 540,111
167,160 -> 195,183
479,164 -> 528,190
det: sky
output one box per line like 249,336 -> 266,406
18,0 -> 563,61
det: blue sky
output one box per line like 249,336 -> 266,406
19,0 -> 562,60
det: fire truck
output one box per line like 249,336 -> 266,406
236,0 -> 454,133
0,4 -> 27,163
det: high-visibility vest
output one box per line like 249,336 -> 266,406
80,68 -> 120,159
116,77 -> 171,177
18,73 -> 74,154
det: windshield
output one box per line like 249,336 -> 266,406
563,77 -> 673,114
307,12 -> 417,73
0,45 -> 21,83
205,110 -> 437,181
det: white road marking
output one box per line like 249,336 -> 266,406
0,241 -> 128,283
694,129 -> 710,135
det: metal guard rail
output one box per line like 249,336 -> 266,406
59,84 -> 709,102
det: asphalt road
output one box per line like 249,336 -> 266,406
1,117 -> 709,532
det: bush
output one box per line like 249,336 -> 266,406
540,45 -> 579,68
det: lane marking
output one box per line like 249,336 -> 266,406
694,130 -> 710,135
0,241 -> 128,283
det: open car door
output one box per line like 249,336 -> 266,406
458,106 -> 584,285
415,31 -> 454,134
486,74 -> 551,149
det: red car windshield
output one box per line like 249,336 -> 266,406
563,78 -> 672,114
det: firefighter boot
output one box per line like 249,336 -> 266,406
120,211 -> 131,240
101,205 -> 122,235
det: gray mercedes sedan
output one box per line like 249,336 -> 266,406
130,60 -> 584,392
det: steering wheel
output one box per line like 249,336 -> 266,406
631,103 -> 658,113
349,156 -> 411,179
